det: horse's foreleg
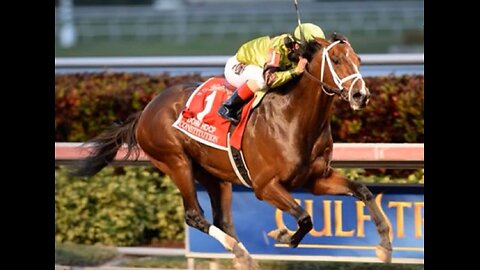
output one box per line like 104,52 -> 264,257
152,159 -> 230,242
304,168 -> 392,263
195,170 -> 238,239
190,165 -> 259,270
195,171 -> 253,255
209,182 -> 238,238
258,179 -> 312,248
348,180 -> 392,263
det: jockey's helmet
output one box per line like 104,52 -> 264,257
293,23 -> 325,42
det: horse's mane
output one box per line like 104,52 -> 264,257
299,40 -> 322,62
271,32 -> 350,94
330,32 -> 349,43
299,32 -> 349,61
268,40 -> 321,95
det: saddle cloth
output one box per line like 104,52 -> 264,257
172,77 -> 254,150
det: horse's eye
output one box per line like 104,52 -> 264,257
331,57 -> 340,65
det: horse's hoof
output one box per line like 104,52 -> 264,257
267,228 -> 292,244
233,257 -> 261,270
232,242 -> 249,258
232,251 -> 260,270
289,238 -> 300,248
375,244 -> 392,263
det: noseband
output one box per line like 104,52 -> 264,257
304,40 -> 365,99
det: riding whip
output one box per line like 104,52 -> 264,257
293,0 -> 306,44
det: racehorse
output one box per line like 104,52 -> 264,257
73,33 -> 392,269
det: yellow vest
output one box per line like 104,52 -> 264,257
235,34 -> 301,88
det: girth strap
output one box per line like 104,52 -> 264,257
226,125 -> 252,188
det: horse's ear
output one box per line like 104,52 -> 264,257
330,32 -> 349,43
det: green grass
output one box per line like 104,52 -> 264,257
121,256 -> 424,270
55,31 -> 423,57
55,242 -> 119,266
55,35 -> 255,56
55,243 -> 423,269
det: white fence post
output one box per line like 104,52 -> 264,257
58,0 -> 77,48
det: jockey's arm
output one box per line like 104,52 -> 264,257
264,66 -> 301,88
263,48 -> 302,89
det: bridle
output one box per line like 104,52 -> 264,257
303,40 -> 365,100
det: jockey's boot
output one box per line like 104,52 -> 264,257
218,83 -> 255,124
217,91 -> 246,124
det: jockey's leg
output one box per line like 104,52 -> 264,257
221,58 -> 264,124
218,81 -> 256,124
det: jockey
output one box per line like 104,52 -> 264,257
218,23 -> 325,124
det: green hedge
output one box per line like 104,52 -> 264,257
331,75 -> 424,143
55,166 -> 184,246
55,73 -> 423,143
55,73 -> 204,142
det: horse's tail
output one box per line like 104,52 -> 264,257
71,111 -> 142,177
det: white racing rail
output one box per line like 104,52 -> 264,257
55,142 -> 424,169
55,54 -> 424,68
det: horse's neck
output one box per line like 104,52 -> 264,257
261,74 -> 335,149
289,75 -> 335,136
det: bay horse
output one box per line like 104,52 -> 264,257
73,33 -> 392,269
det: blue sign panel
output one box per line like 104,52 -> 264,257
187,184 -> 424,263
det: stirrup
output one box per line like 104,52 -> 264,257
218,106 -> 240,124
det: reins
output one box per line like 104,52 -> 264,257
303,67 -> 343,96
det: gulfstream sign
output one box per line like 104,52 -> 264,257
186,185 -> 424,264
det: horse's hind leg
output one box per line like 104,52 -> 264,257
150,157 -> 211,233
304,169 -> 392,263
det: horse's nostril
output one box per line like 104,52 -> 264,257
353,92 -> 362,100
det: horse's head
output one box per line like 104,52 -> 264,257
302,33 -> 370,110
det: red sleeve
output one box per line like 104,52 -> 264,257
266,48 -> 280,68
